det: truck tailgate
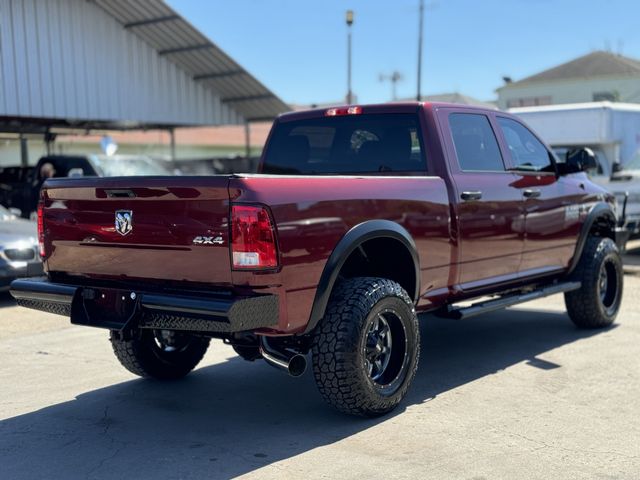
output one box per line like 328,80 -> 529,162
42,177 -> 233,287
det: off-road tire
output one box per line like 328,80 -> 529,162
311,277 -> 420,417
110,329 -> 210,379
565,236 -> 623,328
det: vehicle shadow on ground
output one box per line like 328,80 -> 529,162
0,291 -> 16,308
0,308 -> 606,479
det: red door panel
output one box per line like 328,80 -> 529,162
437,108 -> 525,291
452,172 -> 525,287
495,116 -> 583,275
510,173 -> 584,273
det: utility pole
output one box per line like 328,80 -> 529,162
379,71 -> 403,101
416,0 -> 424,101
417,1 -> 438,101
346,10 -> 354,104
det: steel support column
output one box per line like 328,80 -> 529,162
244,121 -> 251,160
169,128 -> 176,161
19,134 -> 28,166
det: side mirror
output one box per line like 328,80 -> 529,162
610,161 -> 633,182
565,147 -> 597,173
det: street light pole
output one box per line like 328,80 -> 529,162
416,0 -> 424,101
346,10 -> 354,104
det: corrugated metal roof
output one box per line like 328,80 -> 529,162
93,0 -> 290,122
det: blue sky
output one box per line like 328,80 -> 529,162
167,0 -> 640,105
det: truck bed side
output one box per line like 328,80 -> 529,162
229,175 -> 450,333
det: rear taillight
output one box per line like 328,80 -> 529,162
37,201 -> 45,258
231,205 -> 278,270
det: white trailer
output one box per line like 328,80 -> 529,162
510,102 -> 640,173
511,102 -> 640,242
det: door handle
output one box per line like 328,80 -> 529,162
523,189 -> 541,199
461,191 -> 483,201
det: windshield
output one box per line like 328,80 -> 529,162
262,113 -> 426,174
0,205 -> 12,221
89,156 -> 171,177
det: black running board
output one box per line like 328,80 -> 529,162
439,281 -> 582,320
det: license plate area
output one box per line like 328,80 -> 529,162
70,287 -> 139,330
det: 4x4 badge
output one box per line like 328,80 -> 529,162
193,235 -> 224,245
115,210 -> 133,236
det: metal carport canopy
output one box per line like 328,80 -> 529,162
95,0 -> 289,123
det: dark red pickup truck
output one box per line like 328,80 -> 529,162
11,102 -> 624,417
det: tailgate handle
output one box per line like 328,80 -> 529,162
106,189 -> 136,198
523,189 -> 541,199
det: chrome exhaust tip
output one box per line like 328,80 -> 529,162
259,337 -> 307,377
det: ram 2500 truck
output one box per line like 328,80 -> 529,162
11,102 -> 624,417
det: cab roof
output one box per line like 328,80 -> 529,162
276,101 -> 499,123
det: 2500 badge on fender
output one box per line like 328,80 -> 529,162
11,102 -> 624,417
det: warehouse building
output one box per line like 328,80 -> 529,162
0,0 -> 288,166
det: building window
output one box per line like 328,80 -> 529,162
506,96 -> 552,108
593,91 -> 618,102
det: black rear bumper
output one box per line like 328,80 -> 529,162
10,277 -> 279,333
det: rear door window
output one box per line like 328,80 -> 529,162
262,113 -> 426,174
448,113 -> 505,172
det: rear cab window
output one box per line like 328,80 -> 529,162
448,113 -> 505,172
261,113 -> 427,175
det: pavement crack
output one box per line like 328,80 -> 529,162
497,428 -> 639,459
84,443 -> 125,480
100,405 -> 111,435
84,405 -> 128,480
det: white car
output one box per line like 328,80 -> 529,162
0,205 -> 43,291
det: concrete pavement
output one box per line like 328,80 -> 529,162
1,267 -> 639,479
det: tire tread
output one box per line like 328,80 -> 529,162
311,277 -> 419,417
565,236 -> 622,328
110,331 -> 210,380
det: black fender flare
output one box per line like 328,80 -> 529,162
567,202 -> 616,275
304,220 -> 420,334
